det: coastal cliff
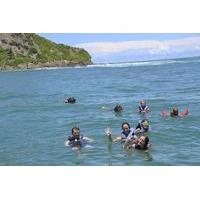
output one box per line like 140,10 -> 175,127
0,33 -> 92,70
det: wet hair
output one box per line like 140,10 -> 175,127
65,97 -> 76,104
114,104 -> 123,113
71,126 -> 80,134
140,99 -> 146,105
170,107 -> 179,116
121,122 -> 130,130
143,136 -> 149,149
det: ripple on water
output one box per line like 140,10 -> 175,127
0,61 -> 200,165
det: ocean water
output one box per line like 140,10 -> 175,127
0,57 -> 200,166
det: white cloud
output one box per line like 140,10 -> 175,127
76,37 -> 200,56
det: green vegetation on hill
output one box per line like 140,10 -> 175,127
0,33 -> 92,69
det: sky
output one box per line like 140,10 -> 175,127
39,33 -> 200,63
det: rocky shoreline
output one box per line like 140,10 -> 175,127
0,60 -> 93,71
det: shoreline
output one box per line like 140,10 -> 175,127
1,55 -> 200,72
0,60 -> 93,71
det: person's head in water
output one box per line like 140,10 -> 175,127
65,97 -> 76,104
114,104 -> 123,113
141,119 -> 149,131
121,122 -> 130,134
140,99 -> 146,107
170,107 -> 179,116
71,127 -> 80,140
138,136 -> 149,149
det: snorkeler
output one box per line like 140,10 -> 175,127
65,127 -> 93,148
105,122 -> 136,143
124,135 -> 150,150
137,99 -> 150,114
135,119 -> 150,135
114,104 -> 123,113
170,107 -> 179,117
162,107 -> 189,118
65,96 -> 76,104
101,104 -> 123,112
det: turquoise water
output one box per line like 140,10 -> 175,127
0,57 -> 200,165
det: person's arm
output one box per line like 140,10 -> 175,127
179,108 -> 189,117
135,122 -> 141,129
123,136 -> 132,149
101,106 -> 111,111
133,135 -> 138,140
123,133 -> 137,149
162,110 -> 168,117
107,134 -> 121,143
135,128 -> 141,133
145,106 -> 150,112
65,140 -> 70,146
105,128 -> 113,142
137,106 -> 141,113
112,136 -> 122,142
105,128 -> 121,143
134,123 -> 141,134
83,137 -> 94,142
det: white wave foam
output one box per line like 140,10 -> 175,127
87,58 -> 200,68
30,66 -> 78,71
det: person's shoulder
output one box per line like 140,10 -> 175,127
130,127 -> 135,132
67,135 -> 74,141
135,122 -> 141,129
80,135 -> 85,139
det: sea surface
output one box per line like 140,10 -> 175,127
0,57 -> 200,165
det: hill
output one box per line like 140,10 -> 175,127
0,33 -> 92,70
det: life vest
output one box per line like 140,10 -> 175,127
121,128 -> 135,141
139,105 -> 149,112
67,135 -> 84,147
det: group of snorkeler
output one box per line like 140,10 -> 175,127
65,99 -> 151,150
113,99 -> 149,114
106,99 -> 151,150
105,119 -> 150,150
65,98 -> 189,150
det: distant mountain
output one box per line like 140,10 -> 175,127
0,33 -> 92,70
